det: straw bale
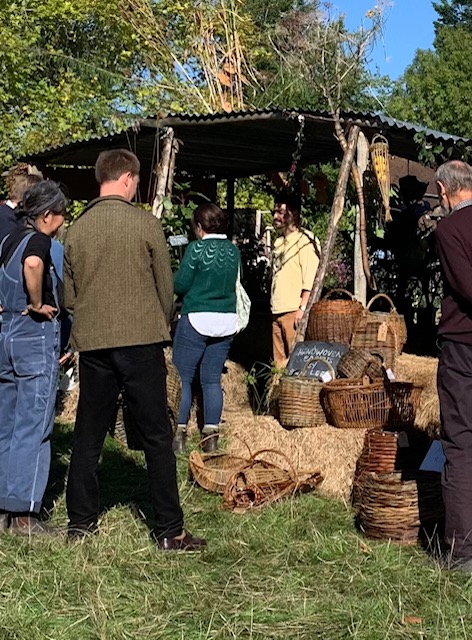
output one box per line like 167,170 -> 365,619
395,353 -> 440,435
222,360 -> 250,409
223,408 -> 366,501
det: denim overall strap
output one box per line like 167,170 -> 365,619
0,231 -> 36,314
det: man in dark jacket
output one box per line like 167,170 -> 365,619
64,149 -> 206,551
435,159 -> 472,570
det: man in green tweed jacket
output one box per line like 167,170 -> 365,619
63,149 -> 206,552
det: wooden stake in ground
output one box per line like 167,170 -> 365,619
295,124 -> 360,344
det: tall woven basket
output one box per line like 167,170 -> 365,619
352,428 -> 432,509
306,288 -> 363,344
279,357 -> 335,428
351,294 -> 406,370
357,471 -> 444,544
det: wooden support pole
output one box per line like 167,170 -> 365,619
166,138 -> 179,197
227,175 -> 235,237
152,127 -> 174,218
295,125 -> 360,343
354,131 -> 369,305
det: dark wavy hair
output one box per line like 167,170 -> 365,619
16,180 -> 68,221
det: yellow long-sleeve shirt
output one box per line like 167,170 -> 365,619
271,228 -> 319,314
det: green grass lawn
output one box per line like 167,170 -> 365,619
0,422 -> 471,640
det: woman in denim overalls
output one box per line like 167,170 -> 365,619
0,181 -> 67,535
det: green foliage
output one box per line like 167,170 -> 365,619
388,26 -> 472,140
433,0 -> 472,29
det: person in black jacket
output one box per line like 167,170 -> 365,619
0,171 -> 42,241
435,160 -> 472,571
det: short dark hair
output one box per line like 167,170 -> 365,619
9,174 -> 42,203
274,191 -> 301,227
95,149 -> 140,185
193,202 -> 228,234
16,181 -> 68,221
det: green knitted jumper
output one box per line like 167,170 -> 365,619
174,238 -> 240,314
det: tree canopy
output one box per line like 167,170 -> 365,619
0,0 -> 386,171
388,0 -> 472,139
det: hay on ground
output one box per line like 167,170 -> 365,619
223,408 -> 366,501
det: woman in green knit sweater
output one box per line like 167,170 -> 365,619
172,203 -> 241,453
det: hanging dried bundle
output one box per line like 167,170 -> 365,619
370,134 -> 392,222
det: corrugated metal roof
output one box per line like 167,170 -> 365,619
24,108 -> 471,179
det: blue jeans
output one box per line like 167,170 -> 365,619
172,315 -> 233,426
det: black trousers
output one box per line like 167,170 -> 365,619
438,339 -> 472,560
66,344 -> 184,539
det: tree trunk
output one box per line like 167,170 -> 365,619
152,127 -> 174,218
295,125 -> 360,344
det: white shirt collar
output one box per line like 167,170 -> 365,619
5,200 -> 16,209
201,234 -> 227,240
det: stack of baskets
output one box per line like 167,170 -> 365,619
352,428 -> 443,544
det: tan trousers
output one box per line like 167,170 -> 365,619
272,311 -> 297,369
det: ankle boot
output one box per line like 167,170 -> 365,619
201,426 -> 219,453
173,426 -> 187,454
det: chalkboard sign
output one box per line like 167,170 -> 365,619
285,341 -> 349,380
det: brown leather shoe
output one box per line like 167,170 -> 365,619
153,530 -> 207,552
10,516 -> 64,537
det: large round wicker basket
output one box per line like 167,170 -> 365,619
321,378 -> 423,430
356,470 -> 444,544
188,450 -> 250,494
278,357 -> 335,428
306,288 -> 363,344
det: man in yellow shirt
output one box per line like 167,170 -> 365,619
271,193 -> 319,368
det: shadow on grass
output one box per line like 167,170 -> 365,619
43,423 -> 154,527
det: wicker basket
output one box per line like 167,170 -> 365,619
322,378 -> 423,430
222,448 -> 323,511
351,294 -> 405,369
321,377 -> 389,429
387,381 -> 424,429
306,288 -> 364,344
279,357 -> 335,428
337,349 -> 385,380
188,450 -> 250,494
357,470 -> 444,544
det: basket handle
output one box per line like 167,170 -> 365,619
298,356 -> 336,380
248,448 -> 298,483
366,293 -> 397,312
371,134 -> 388,146
322,288 -> 356,301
